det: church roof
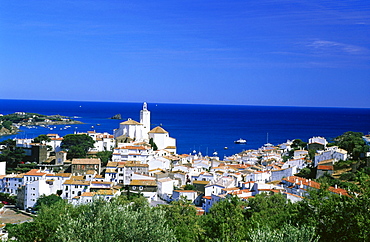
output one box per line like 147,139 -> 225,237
120,119 -> 142,125
148,126 -> 168,133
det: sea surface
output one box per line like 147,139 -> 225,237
1,99 -> 370,158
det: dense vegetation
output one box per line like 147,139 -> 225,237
0,113 -> 67,125
61,134 -> 95,159
7,181 -> 370,242
2,131 -> 369,241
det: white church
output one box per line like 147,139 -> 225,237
114,102 -> 177,154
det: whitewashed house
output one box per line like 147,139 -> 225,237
157,178 -> 175,201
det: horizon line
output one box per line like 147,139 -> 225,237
1,98 -> 369,110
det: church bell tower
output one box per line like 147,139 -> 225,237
140,102 -> 151,139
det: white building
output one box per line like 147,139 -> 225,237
112,145 -> 151,163
114,102 -> 150,142
148,126 -> 176,154
314,146 -> 348,166
308,136 -> 328,146
157,177 -> 174,201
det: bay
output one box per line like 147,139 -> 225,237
1,99 -> 369,158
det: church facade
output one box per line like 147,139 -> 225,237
114,103 -> 177,154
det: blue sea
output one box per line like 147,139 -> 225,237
1,99 -> 369,158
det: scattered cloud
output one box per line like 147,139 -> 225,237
307,40 -> 369,55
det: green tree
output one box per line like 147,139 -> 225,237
61,134 -> 95,159
33,134 -> 51,144
159,198 -> 202,241
291,139 -> 307,150
202,196 -> 248,241
334,131 -> 369,160
246,193 -> 297,229
149,137 -> 158,151
34,194 -> 63,211
9,198 -> 175,242
294,183 -> 370,242
0,139 -> 26,169
247,224 -> 319,242
184,184 -> 196,190
96,151 -> 112,166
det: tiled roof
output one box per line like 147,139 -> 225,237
317,165 -> 334,170
72,158 -> 101,165
120,119 -> 142,125
130,180 -> 157,186
174,190 -> 196,193
63,180 -> 90,185
24,169 -> 47,176
148,126 -> 168,134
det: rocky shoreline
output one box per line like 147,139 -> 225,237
0,120 -> 84,137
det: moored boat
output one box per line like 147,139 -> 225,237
234,138 -> 247,144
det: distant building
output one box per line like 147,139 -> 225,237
71,158 -> 101,175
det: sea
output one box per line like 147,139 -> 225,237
1,99 -> 370,158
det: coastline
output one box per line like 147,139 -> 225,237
0,120 -> 84,137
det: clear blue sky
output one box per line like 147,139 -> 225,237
1,1 -> 369,108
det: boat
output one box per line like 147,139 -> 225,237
234,138 -> 247,144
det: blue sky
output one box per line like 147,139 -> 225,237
1,0 -> 369,108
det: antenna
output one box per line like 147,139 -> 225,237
267,132 -> 269,144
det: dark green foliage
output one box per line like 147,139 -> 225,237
184,184 -> 196,190
246,193 -> 298,229
0,192 -> 16,204
333,131 -> 369,160
159,198 -> 202,242
2,120 -> 12,130
0,139 -> 26,169
8,199 -> 175,242
149,137 -> 158,151
296,167 -> 315,179
202,196 -> 248,241
339,172 -> 356,181
291,139 -> 307,150
295,186 -> 370,242
61,134 -> 95,159
32,134 -> 51,143
95,151 -> 112,166
34,194 -> 63,211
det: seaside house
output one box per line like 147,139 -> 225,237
71,158 -> 101,175
148,126 -> 177,154
314,146 -> 348,166
112,145 -> 151,163
157,177 -> 175,202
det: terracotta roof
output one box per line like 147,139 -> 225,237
148,126 -> 168,134
120,119 -> 142,125
124,163 -> 149,167
317,165 -> 334,170
193,180 -> 210,185
91,181 -> 112,185
81,192 -> 95,197
72,158 -> 101,165
130,180 -> 157,186
174,190 -> 196,193
63,180 -> 90,185
24,169 -> 47,176
117,146 -> 147,150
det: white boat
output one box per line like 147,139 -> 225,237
234,138 -> 247,144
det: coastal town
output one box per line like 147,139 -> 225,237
0,103 -> 369,240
